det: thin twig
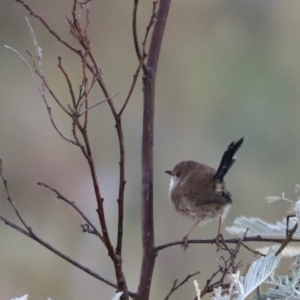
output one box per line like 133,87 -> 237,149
25,17 -> 43,69
4,45 -> 39,88
118,55 -> 146,116
275,222 -> 298,256
57,57 -> 76,108
0,160 -> 31,232
81,49 -> 89,130
27,50 -> 71,116
164,271 -> 200,300
5,45 -> 76,145
37,182 -> 106,246
71,121 -> 88,159
142,2 -> 158,57
241,242 -> 265,257
132,0 -> 142,61
122,1 -> 157,117
16,0 -> 80,54
199,230 -> 252,298
78,93 -> 118,118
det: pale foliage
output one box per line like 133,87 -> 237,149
210,246 -> 281,300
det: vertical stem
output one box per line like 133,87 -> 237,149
137,0 -> 172,299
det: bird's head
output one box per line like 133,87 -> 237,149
165,161 -> 199,190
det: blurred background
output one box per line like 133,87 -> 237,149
0,0 -> 300,299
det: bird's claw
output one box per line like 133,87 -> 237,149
181,236 -> 189,251
214,233 -> 224,251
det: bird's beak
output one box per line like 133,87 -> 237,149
165,170 -> 173,176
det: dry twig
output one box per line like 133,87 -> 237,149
164,271 -> 200,300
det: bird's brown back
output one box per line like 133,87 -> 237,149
170,161 -> 231,218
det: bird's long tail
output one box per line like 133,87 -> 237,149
214,137 -> 244,181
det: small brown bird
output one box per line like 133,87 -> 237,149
165,138 -> 243,249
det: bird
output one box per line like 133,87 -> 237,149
165,137 -> 244,250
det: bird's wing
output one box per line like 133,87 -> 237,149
181,168 -> 232,205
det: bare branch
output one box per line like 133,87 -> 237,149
78,93 -> 118,118
16,0 -> 81,54
27,50 -> 71,116
58,56 -> 76,108
4,45 -> 38,87
199,232 -> 246,298
164,271 -> 200,300
25,17 -> 43,68
0,161 -> 135,295
275,217 -> 298,256
241,242 -> 265,257
142,2 -> 158,58
5,45 -> 76,145
137,1 -> 171,299
154,236 -> 300,252
118,55 -> 146,116
37,182 -> 106,246
0,160 -> 32,232
0,214 -> 130,294
71,121 -> 88,158
132,0 -> 142,61
119,2 -> 157,117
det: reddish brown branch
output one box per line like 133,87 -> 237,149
75,123 -> 115,255
118,55 -> 146,116
58,56 -> 76,108
119,2 -> 157,117
16,0 -> 80,54
81,49 -> 89,130
27,51 -> 71,116
14,2 -> 128,296
75,121 -> 128,296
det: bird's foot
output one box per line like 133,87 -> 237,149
181,235 -> 189,251
214,233 -> 224,251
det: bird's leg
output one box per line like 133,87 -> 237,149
217,216 -> 222,236
215,216 -> 224,250
182,220 -> 200,251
